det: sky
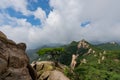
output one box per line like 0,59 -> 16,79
0,0 -> 120,49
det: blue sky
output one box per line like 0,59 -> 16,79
0,0 -> 120,49
81,21 -> 91,27
1,0 -> 52,26
27,0 -> 52,15
4,7 -> 41,25
0,0 -> 88,27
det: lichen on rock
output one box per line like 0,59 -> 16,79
31,61 -> 70,80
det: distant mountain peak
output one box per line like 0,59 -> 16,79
77,39 -> 90,49
109,41 -> 118,45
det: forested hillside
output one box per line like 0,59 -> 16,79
35,40 -> 120,80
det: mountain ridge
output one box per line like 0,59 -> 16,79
35,39 -> 120,80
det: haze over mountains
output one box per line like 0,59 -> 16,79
27,39 -> 120,63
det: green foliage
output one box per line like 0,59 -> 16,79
71,49 -> 120,80
63,41 -> 120,80
37,47 -> 65,61
64,41 -> 78,54
37,47 -> 65,55
96,42 -> 120,51
36,40 -> 120,80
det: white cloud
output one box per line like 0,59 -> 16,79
0,0 -> 31,15
33,8 -> 46,24
0,0 -> 120,49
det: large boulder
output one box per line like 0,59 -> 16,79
31,61 -> 70,80
48,70 -> 70,80
0,31 -> 37,80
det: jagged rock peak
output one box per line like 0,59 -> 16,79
77,39 -> 89,49
0,31 -> 7,39
0,31 -> 17,45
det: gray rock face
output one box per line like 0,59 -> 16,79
0,31 -> 37,80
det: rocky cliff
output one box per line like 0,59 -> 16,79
0,31 -> 37,80
0,31 -> 70,80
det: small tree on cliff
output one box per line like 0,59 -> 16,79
37,47 -> 65,62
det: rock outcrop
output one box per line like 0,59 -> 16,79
0,31 -> 37,80
77,39 -> 96,55
70,54 -> 79,70
31,61 -> 70,80
77,39 -> 89,49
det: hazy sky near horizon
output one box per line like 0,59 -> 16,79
0,0 -> 120,49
